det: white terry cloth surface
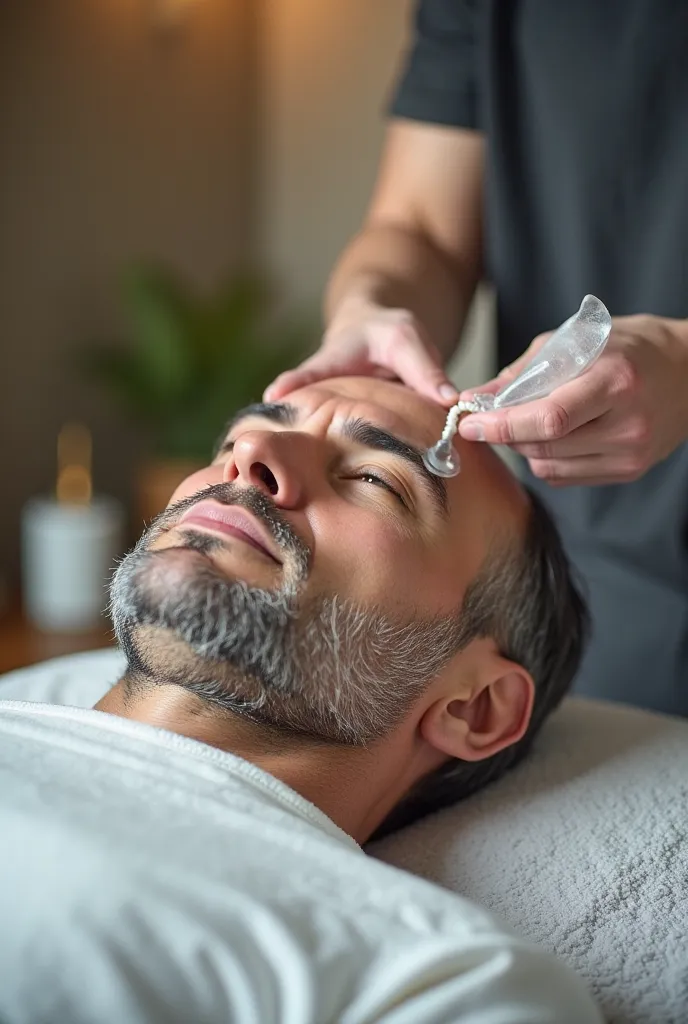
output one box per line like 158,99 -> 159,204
0,655 -> 601,1024
0,647 -> 126,706
371,698 -> 688,1024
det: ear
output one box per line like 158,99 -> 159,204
419,656 -> 534,763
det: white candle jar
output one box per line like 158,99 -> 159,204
22,497 -> 125,632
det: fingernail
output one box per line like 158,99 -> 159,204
439,383 -> 459,400
460,420 -> 486,442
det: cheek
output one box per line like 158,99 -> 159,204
311,507 -> 434,612
168,467 -> 221,506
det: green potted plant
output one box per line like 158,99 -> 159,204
84,264 -> 314,524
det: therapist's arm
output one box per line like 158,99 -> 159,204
266,120 -> 485,405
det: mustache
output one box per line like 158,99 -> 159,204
149,482 -> 311,572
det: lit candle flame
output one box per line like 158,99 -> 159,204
56,423 -> 92,505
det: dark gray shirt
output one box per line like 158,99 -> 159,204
391,0 -> 688,714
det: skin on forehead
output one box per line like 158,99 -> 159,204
288,376 -> 530,546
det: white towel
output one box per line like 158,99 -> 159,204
370,698 -> 688,1024
3,654 -> 686,1022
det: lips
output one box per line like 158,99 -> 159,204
178,500 -> 281,564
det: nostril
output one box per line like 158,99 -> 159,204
255,462 -> 278,496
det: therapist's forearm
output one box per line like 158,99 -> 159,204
324,222 -> 479,362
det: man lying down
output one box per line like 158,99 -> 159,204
0,377 -> 603,1023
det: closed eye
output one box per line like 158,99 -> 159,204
350,472 -> 408,508
215,440 -> 235,460
218,437 -> 408,509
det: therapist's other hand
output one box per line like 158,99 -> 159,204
264,301 -> 459,405
458,314 -> 688,486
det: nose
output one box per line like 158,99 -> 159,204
224,430 -> 306,508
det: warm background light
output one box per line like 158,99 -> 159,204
149,0 -> 202,30
56,424 -> 92,506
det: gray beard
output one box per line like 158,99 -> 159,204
110,483 -> 463,745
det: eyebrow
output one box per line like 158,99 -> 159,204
341,418 -> 449,516
219,402 -> 449,516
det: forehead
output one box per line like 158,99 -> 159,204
289,377 -> 447,447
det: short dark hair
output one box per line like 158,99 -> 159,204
371,489 -> 589,841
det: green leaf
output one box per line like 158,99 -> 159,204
203,274 -> 270,359
76,262 -> 318,459
80,345 -> 157,421
121,265 -> 195,410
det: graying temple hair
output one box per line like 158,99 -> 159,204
370,489 -> 589,839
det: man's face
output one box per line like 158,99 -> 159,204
110,377 -> 528,743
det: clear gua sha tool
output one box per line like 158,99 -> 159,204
422,294 -> 613,478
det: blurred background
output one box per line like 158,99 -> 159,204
0,0 -> 493,657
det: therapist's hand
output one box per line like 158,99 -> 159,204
458,314 -> 688,486
264,300 -> 459,405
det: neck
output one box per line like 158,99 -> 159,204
94,676 -> 436,843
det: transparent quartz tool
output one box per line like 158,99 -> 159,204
423,294 -> 612,477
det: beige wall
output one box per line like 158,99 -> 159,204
258,0 -> 495,384
0,0 -> 257,574
258,0 -> 411,303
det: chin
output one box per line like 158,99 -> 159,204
109,541 -> 295,683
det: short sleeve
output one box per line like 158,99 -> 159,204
389,0 -> 481,130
